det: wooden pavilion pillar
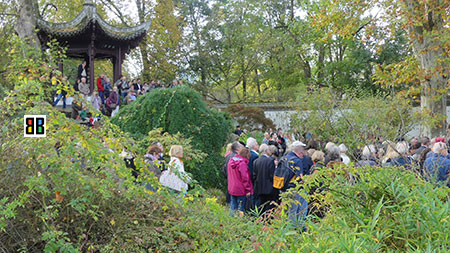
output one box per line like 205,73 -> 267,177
113,46 -> 123,83
88,42 -> 95,94
58,62 -> 63,74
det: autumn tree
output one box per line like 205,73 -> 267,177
16,0 -> 40,50
144,0 -> 183,82
402,0 -> 449,137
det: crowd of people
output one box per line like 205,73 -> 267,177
224,126 -> 450,228
52,61 -> 450,229
123,142 -> 191,194
52,60 -> 184,119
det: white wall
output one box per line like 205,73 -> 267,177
264,110 -> 296,131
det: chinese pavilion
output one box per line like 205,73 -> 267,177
36,0 -> 151,93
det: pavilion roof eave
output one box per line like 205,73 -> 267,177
36,2 -> 151,41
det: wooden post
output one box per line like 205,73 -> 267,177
113,47 -> 123,83
88,23 -> 96,94
58,62 -> 63,75
88,44 -> 95,94
113,56 -> 117,83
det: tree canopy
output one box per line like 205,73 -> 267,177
2,0 -> 450,135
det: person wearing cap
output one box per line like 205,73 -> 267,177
286,141 -> 314,176
284,141 -> 308,230
285,141 -> 307,179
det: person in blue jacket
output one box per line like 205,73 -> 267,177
424,142 -> 450,186
284,141 -> 308,231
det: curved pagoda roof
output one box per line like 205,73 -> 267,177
37,0 -> 151,49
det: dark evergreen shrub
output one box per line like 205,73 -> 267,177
111,86 -> 232,188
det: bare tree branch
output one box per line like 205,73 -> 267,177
40,3 -> 57,17
98,0 -> 132,27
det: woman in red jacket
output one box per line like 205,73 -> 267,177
227,147 -> 253,216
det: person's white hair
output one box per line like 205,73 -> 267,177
362,145 -> 376,157
246,137 -> 258,149
395,142 -> 408,155
432,142 -> 447,154
325,142 -> 337,151
259,143 -> 269,154
339,144 -> 348,153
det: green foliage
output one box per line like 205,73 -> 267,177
298,166 -> 450,251
144,0 -> 183,82
111,86 -> 232,188
291,87 -> 432,152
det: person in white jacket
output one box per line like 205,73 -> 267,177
159,145 -> 190,192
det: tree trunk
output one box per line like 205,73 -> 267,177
415,36 -> 448,137
139,38 -> 152,80
317,45 -> 325,86
242,75 -> 247,99
16,0 -> 40,50
406,0 -> 449,137
255,68 -> 261,95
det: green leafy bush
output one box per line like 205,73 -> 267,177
111,86 -> 232,188
299,166 -> 450,251
291,87 -> 433,153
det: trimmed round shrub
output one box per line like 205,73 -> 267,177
111,86 -> 232,188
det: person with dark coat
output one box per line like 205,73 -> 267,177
268,133 -> 281,157
106,86 -> 119,115
301,154 -> 314,176
277,133 -> 287,156
253,144 -> 278,213
246,137 -> 259,210
234,125 -> 243,136
415,137 -> 430,159
246,138 -> 259,184
133,79 -> 142,94
77,60 -> 87,79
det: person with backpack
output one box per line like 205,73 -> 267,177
274,141 -> 308,230
228,147 -> 253,217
